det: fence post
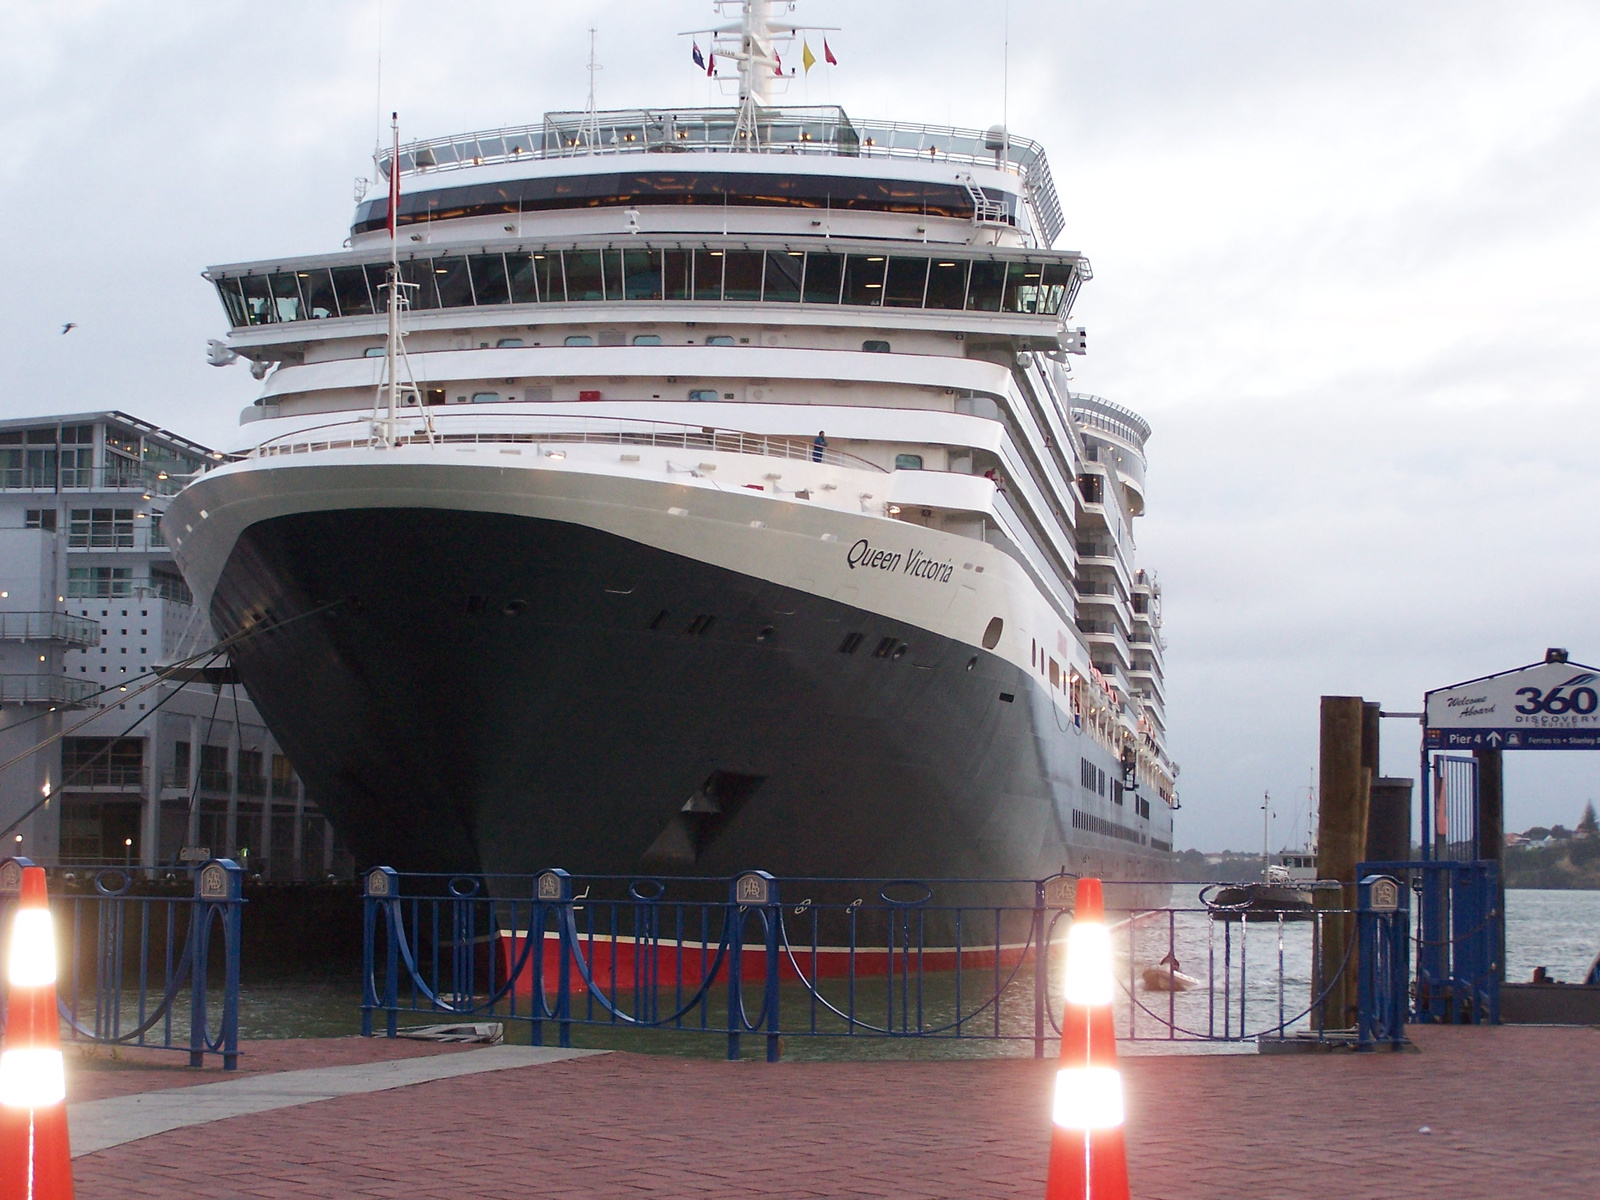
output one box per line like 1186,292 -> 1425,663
362,868 -> 397,1038
536,870 -> 571,1048
1033,878 -> 1047,1059
761,874 -> 781,1063
1357,874 -> 1407,1050
192,858 -> 243,1069
728,873 -> 774,1062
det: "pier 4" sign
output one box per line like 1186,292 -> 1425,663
1425,655 -> 1600,750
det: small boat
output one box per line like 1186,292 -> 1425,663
1141,954 -> 1202,992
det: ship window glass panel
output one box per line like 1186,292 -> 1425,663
238,275 -> 274,325
692,250 -> 723,301
802,253 -> 842,304
564,334 -> 594,346
471,392 -> 500,403
721,250 -> 764,301
363,346 -> 385,358
687,388 -> 718,402
705,335 -> 734,346
505,253 -> 537,303
564,250 -> 604,301
862,340 -> 890,353
300,269 -> 338,319
433,258 -> 474,307
894,454 -> 923,470
623,249 -> 662,300
67,566 -> 132,598
763,251 -> 803,302
330,265 -> 374,316
600,249 -> 624,300
965,261 -> 1006,312
469,254 -> 511,305
842,255 -> 886,306
215,279 -> 246,327
364,263 -> 396,314
883,257 -> 929,308
1002,261 -> 1044,314
633,334 -> 662,345
663,250 -> 691,300
496,338 -> 523,348
1038,262 -> 1073,315
398,260 -> 440,309
532,253 -> 563,302
925,259 -> 969,310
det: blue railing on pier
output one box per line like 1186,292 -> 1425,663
360,868 -> 1413,1058
0,856 -> 245,1069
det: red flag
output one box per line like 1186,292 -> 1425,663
823,38 -> 837,65
707,51 -> 716,75
774,51 -> 783,76
387,115 -> 401,239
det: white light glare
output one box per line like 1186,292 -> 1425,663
1053,1066 -> 1124,1130
8,909 -> 57,987
0,1048 -> 65,1109
1063,920 -> 1113,1007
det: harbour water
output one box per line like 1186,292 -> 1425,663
1504,888 -> 1600,982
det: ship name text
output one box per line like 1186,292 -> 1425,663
847,539 -> 954,584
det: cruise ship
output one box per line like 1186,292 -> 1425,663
166,1 -> 1178,884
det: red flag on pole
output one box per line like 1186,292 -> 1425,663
707,51 -> 716,76
387,114 -> 401,240
823,38 -> 837,65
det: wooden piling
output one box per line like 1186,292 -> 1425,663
1317,696 -> 1370,1029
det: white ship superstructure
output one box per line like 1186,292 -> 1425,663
167,3 -> 1177,881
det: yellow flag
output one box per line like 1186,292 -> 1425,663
802,39 -> 817,73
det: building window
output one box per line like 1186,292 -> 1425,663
24,509 -> 55,531
67,567 -> 133,598
68,508 -> 134,549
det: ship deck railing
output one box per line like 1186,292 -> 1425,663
246,411 -> 887,473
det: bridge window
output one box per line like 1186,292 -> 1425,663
706,335 -> 735,346
470,392 -> 500,404
764,251 -> 804,302
687,389 -> 719,402
883,257 -> 929,308
564,334 -> 593,346
894,453 -> 922,470
843,254 -> 887,305
469,254 -> 511,305
632,334 -> 662,345
215,247 -> 1078,326
862,340 -> 891,353
802,253 -> 843,304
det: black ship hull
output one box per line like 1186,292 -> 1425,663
209,507 -> 1167,887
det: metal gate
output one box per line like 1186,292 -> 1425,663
1361,859 -> 1499,1025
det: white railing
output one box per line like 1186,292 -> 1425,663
0,675 -> 98,706
249,412 -> 888,474
0,613 -> 99,646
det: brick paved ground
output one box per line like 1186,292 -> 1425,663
72,1024 -> 1598,1199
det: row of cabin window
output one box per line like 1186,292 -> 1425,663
218,249 -> 1075,327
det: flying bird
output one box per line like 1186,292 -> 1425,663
60,323 -> 76,334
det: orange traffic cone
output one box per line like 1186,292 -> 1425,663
1046,877 -> 1128,1200
0,867 -> 72,1199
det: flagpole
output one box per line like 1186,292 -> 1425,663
385,111 -> 401,448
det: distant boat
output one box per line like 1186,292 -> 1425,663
1204,851 -> 1318,920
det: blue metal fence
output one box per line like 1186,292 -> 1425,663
360,868 -> 1411,1057
1362,858 -> 1500,1025
0,856 -> 245,1069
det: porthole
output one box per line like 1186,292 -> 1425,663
757,626 -> 776,643
966,656 -> 977,672
502,599 -> 527,616
891,643 -> 908,661
981,617 -> 1004,650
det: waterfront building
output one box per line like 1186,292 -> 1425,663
0,411 -> 345,877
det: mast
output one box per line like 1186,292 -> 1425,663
1261,791 -> 1271,881
383,112 -> 401,447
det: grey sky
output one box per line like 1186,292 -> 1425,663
3,1 -> 1596,850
